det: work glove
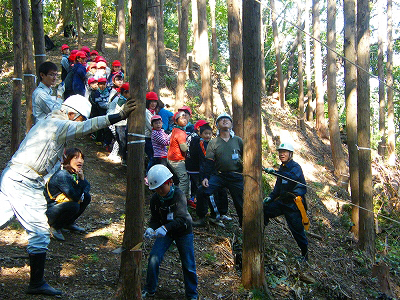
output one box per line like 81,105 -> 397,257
119,98 -> 137,119
154,226 -> 167,238
144,228 -> 155,239
263,197 -> 272,205
264,167 -> 275,174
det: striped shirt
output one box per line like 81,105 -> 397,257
151,129 -> 170,158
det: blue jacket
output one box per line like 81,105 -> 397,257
72,63 -> 87,96
269,159 -> 306,200
158,108 -> 174,133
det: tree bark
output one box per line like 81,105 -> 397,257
11,0 -> 22,154
116,0 -> 147,297
297,0 -> 305,130
191,0 -> 199,62
377,2 -> 385,157
242,0 -> 269,295
344,0 -> 359,240
117,0 -> 126,71
312,0 -> 327,138
197,0 -> 213,117
157,0 -> 167,86
305,0 -> 313,121
270,0 -> 285,108
73,0 -> 82,49
210,0 -> 218,65
327,0 -> 347,179
147,0 -> 159,94
31,0 -> 46,77
60,0 -> 72,32
176,0 -> 190,108
260,9 -> 266,94
357,0 -> 374,260
387,0 -> 395,165
21,0 -> 35,131
227,0 -> 243,138
95,0 -> 104,52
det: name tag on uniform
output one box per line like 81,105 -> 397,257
167,212 -> 174,221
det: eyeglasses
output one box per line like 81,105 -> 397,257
47,73 -> 58,78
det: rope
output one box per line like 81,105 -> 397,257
258,0 -> 400,97
264,168 -> 400,225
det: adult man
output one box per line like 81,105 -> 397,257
0,95 -> 136,296
263,142 -> 309,261
194,112 -> 243,226
32,62 -> 63,124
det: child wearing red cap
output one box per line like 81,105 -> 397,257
145,92 -> 160,172
150,115 -> 170,168
107,60 -> 124,87
60,44 -> 70,81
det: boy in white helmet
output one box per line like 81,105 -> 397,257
264,142 -> 309,261
142,164 -> 198,299
0,95 -> 136,296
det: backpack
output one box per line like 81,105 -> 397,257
63,67 -> 76,93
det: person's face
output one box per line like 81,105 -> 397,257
70,153 -> 84,173
122,90 -> 130,98
200,129 -> 213,141
180,110 -> 190,121
113,65 -> 122,72
90,54 -> 97,61
98,82 -> 107,91
155,181 -> 172,196
40,70 -> 58,87
152,119 -> 163,130
97,67 -> 106,75
149,100 -> 157,110
278,150 -> 291,164
177,116 -> 188,127
217,117 -> 232,130
113,77 -> 123,87
90,82 -> 98,90
62,48 -> 70,55
89,67 -> 97,75
77,56 -> 87,64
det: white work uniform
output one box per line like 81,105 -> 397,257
32,82 -> 63,123
0,110 -> 110,254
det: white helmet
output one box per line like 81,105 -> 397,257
63,95 -> 92,120
277,142 -> 294,152
147,164 -> 173,190
216,112 -> 233,126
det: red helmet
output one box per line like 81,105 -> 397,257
178,105 -> 192,116
146,91 -> 159,101
98,77 -> 107,83
75,51 -> 87,59
194,120 -> 208,130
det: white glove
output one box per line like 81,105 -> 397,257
154,226 -> 167,238
144,228 -> 155,239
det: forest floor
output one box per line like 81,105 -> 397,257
0,34 -> 399,299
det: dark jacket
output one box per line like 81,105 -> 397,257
148,186 -> 193,238
185,135 -> 201,172
72,63 -> 87,96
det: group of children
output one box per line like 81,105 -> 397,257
60,44 -> 130,164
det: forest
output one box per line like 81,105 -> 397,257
0,0 -> 400,298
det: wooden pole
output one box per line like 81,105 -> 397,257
31,0 -> 46,77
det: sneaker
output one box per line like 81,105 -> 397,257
65,224 -> 85,233
141,290 -> 155,298
209,218 -> 225,228
192,218 -> 207,227
50,227 -> 65,241
187,199 -> 197,209
108,154 -> 122,163
220,215 -> 232,221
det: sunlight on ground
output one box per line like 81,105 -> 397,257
84,222 -> 123,241
0,229 -> 28,247
105,42 -> 118,49
1,265 -> 29,278
60,261 -> 78,277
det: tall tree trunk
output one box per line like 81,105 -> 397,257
313,0 -> 327,138
157,0 -> 167,86
227,0 -> 243,137
116,0 -> 147,297
191,0 -> 199,62
386,0 -> 395,165
260,9 -> 266,94
242,0 -> 266,293
327,0 -> 347,178
357,0 -> 374,260
117,0 -> 126,71
270,0 -> 285,108
147,0 -> 159,93
176,0 -> 189,108
60,0 -> 72,33
305,0 -> 313,121
73,0 -> 82,49
11,0 -> 22,154
95,0 -> 104,52
378,0 -> 385,157
197,0 -> 213,117
297,0 -> 305,130
114,0 -> 118,34
31,0 -> 46,77
344,0 -> 359,239
210,0 -> 218,64
21,0 -> 35,131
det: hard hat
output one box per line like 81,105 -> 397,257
277,142 -> 294,152
178,105 -> 192,116
216,112 -> 233,125
194,120 -> 208,130
63,95 -> 92,120
147,164 -> 173,190
146,91 -> 159,101
151,115 -> 162,123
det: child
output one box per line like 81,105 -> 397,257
95,61 -> 108,80
86,78 -> 98,101
178,105 -> 195,134
167,111 -> 190,202
89,50 -> 99,63
150,114 -> 170,167
107,60 -> 124,87
70,51 -> 87,97
108,73 -> 124,101
142,164 -> 198,299
60,44 -> 70,81
145,92 -> 160,171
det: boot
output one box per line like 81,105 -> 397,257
26,252 -> 62,296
